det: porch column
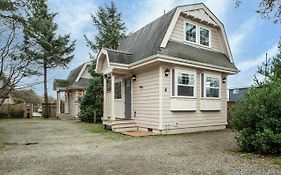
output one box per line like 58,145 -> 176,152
103,76 -> 107,120
57,91 -> 61,115
111,74 -> 115,121
65,92 -> 69,113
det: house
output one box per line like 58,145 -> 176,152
53,62 -> 91,119
95,3 -> 239,134
228,87 -> 249,102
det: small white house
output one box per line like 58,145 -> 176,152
96,3 -> 239,134
53,62 -> 91,119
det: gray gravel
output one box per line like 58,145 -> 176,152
0,119 -> 280,175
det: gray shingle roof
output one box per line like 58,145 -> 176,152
53,63 -> 90,90
160,41 -> 238,70
116,8 -> 177,63
103,4 -> 238,72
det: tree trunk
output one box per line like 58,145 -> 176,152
43,61 -> 49,118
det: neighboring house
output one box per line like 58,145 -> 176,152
228,87 -> 249,102
2,94 -> 15,105
53,62 -> 91,119
96,3 -> 239,134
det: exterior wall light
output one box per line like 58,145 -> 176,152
164,68 -> 170,76
222,77 -> 227,83
132,75 -> 136,81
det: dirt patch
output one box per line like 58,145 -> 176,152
0,119 -> 280,175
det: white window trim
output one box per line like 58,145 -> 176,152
183,20 -> 212,48
199,26 -> 211,48
114,80 -> 122,100
203,73 -> 221,99
174,69 -> 196,98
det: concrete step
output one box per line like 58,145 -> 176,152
111,120 -> 135,125
111,123 -> 136,129
113,126 -> 138,132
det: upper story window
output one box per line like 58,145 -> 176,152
176,70 -> 196,97
114,81 -> 121,99
200,27 -> 210,46
204,74 -> 220,98
185,23 -> 196,43
185,21 -> 211,47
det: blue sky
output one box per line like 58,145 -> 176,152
22,0 -> 280,97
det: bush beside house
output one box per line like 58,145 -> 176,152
231,81 -> 281,155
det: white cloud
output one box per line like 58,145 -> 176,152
49,0 -> 97,39
229,17 -> 258,55
237,44 -> 279,72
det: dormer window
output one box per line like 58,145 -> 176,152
185,23 -> 196,43
200,27 -> 210,46
184,21 -> 211,47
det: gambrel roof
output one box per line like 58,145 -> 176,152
97,3 -> 238,73
53,62 -> 91,91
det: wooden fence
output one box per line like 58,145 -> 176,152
42,103 -> 57,117
0,103 -> 33,118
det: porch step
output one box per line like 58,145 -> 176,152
113,126 -> 138,132
105,119 -> 137,133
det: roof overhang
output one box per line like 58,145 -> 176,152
109,54 -> 239,75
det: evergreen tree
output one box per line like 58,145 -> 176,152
84,1 -> 126,52
79,1 -> 126,122
23,0 -> 75,118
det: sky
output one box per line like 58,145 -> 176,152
21,0 -> 280,97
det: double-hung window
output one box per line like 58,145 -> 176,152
185,21 -> 210,47
200,27 -> 210,46
114,81 -> 121,99
185,22 -> 197,43
175,70 -> 196,97
204,74 -> 220,98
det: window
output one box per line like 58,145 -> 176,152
185,23 -> 196,43
205,75 -> 220,98
114,81 -> 121,99
200,27 -> 210,46
106,79 -> 111,92
176,71 -> 195,97
185,22 -> 211,47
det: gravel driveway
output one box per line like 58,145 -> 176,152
0,119 -> 280,175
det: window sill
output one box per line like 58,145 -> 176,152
170,109 -> 196,112
200,97 -> 221,100
170,96 -> 196,99
183,40 -> 211,50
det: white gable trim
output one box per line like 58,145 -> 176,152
95,48 -> 112,74
75,62 -> 91,82
160,3 -> 234,63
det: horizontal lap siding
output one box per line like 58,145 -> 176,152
161,65 -> 227,131
133,67 -> 160,129
170,15 -> 227,54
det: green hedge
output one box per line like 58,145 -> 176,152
231,81 -> 281,155
0,110 -> 25,119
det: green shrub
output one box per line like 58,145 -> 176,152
0,110 -> 24,119
78,76 -> 103,123
231,81 -> 281,155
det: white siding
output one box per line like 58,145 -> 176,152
81,65 -> 91,79
161,65 -> 227,132
133,67 -> 160,129
169,15 -> 227,54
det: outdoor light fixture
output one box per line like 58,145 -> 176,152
107,74 -> 111,80
222,77 -> 227,83
164,68 -> 170,76
132,75 -> 136,81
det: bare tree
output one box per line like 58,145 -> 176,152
0,0 -> 37,106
